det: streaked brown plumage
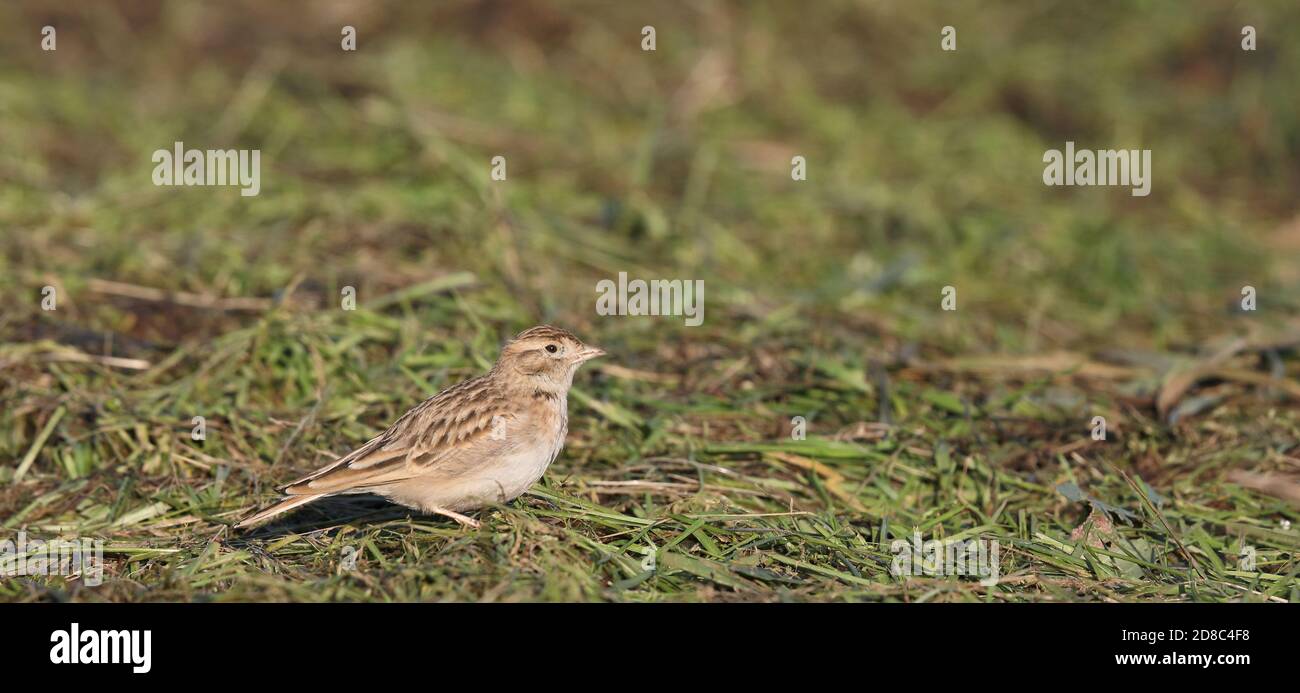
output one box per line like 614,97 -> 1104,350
235,325 -> 604,529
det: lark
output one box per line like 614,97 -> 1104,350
235,326 -> 604,529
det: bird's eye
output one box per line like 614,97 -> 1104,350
545,344 -> 558,353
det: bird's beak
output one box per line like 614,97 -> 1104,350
574,345 -> 606,363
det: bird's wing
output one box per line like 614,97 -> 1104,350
281,375 -> 513,495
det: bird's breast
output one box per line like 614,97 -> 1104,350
485,400 -> 568,500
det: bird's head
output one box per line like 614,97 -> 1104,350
496,325 -> 604,392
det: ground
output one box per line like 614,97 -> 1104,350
1,1 -> 1298,602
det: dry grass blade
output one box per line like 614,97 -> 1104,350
1227,471 -> 1300,506
908,352 -> 1143,380
87,278 -> 274,312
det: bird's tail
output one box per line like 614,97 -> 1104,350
235,493 -> 327,529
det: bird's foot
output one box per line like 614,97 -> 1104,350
429,506 -> 480,528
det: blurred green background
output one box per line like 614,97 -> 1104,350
3,1 -> 1297,350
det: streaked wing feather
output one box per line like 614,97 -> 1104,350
283,374 -> 512,495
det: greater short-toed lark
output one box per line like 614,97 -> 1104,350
236,325 -> 604,529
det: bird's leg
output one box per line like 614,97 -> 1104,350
426,506 -> 481,528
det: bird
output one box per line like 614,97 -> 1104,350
235,325 -> 604,530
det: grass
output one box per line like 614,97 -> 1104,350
1,0 -> 1299,602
